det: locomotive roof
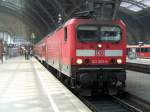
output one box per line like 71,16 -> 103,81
64,18 -> 123,26
45,18 -> 125,39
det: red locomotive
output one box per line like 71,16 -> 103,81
34,18 -> 126,94
127,45 -> 150,59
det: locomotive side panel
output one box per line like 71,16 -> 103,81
57,24 -> 77,77
47,31 -> 62,71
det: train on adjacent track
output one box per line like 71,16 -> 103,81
34,18 -> 126,95
127,45 -> 150,59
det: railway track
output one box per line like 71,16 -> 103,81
39,58 -> 150,112
81,94 -> 143,112
116,91 -> 150,112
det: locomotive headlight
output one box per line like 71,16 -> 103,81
76,59 -> 83,64
117,59 -> 122,64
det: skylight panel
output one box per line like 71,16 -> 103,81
120,0 -> 150,12
136,0 -> 143,2
128,5 -> 143,12
142,0 -> 150,7
120,2 -> 132,7
1,0 -> 24,7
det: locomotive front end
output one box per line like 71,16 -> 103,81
71,19 -> 126,94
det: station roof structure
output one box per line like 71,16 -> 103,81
0,0 -> 150,44
121,0 -> 150,12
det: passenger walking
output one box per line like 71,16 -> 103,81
26,50 -> 29,60
30,49 -> 33,57
25,49 -> 29,60
24,50 -> 27,60
0,40 -> 4,63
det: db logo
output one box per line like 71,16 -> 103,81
96,50 -> 104,56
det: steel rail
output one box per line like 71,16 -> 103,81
75,93 -> 144,112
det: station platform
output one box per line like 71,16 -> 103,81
126,70 -> 150,102
126,58 -> 150,102
127,58 -> 150,73
0,57 -> 91,112
127,58 -> 150,65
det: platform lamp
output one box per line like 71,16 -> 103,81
138,41 -> 144,58
58,13 -> 62,25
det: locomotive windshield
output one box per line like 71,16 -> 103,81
77,25 -> 121,42
77,26 -> 99,42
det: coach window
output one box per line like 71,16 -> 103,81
64,27 -> 67,42
148,48 -> 150,52
144,48 -> 146,52
136,48 -> 140,52
141,48 -> 144,52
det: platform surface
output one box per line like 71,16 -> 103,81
127,58 -> 150,65
126,70 -> 150,102
0,57 -> 91,112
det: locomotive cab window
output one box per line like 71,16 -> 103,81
77,25 -> 121,42
100,26 -> 121,41
77,26 -> 99,42
64,27 -> 67,41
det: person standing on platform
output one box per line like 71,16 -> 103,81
0,40 -> 4,63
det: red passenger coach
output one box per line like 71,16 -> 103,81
127,45 -> 150,59
34,37 -> 48,61
34,18 -> 126,94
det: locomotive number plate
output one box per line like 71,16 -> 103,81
96,50 -> 104,56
